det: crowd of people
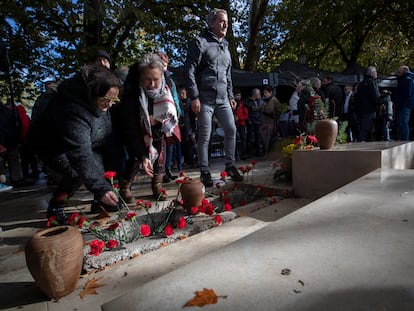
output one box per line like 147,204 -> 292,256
1,8 -> 414,225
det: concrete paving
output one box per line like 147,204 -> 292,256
102,168 -> 414,311
1,156 -> 304,311
2,146 -> 413,311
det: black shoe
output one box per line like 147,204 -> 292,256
47,206 -> 67,224
200,171 -> 213,187
165,168 -> 177,180
163,174 -> 171,183
91,200 -> 121,213
225,166 -> 243,182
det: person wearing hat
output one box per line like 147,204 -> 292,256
93,50 -> 111,69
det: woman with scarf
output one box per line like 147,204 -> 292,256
117,53 -> 180,202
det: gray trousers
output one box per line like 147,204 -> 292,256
197,100 -> 236,172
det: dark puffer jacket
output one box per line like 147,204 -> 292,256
183,28 -> 234,104
28,72 -> 113,197
395,71 -> 414,109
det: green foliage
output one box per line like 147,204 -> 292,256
1,0 -> 414,107
336,121 -> 348,144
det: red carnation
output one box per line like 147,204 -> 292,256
179,170 -> 186,177
126,212 -> 137,220
56,192 -> 68,203
201,198 -> 209,206
46,215 -> 57,228
177,217 -> 186,229
239,200 -> 247,206
198,205 -> 206,214
214,215 -> 223,225
205,204 -> 215,215
67,212 -> 79,225
140,224 -> 151,237
224,203 -> 232,211
251,160 -> 257,166
190,206 -> 199,215
77,216 -> 87,228
105,239 -> 118,249
266,191 -> 273,197
104,171 -> 117,179
108,222 -> 120,231
89,240 -> 105,256
164,224 -> 174,236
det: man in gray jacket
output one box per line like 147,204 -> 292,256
184,8 -> 243,186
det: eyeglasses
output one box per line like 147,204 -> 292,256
99,96 -> 120,103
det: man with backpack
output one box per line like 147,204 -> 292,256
395,65 -> 414,141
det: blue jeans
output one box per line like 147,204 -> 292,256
165,142 -> 182,172
397,107 -> 413,141
197,100 -> 236,172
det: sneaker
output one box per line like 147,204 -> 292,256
225,166 -> 243,182
200,171 -> 213,187
0,183 -> 13,192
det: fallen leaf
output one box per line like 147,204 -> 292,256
179,235 -> 188,240
281,268 -> 291,275
293,289 -> 302,293
298,280 -> 305,286
79,277 -> 105,299
160,242 -> 169,247
184,288 -> 221,307
237,210 -> 249,217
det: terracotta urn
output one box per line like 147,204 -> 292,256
315,119 -> 338,150
25,226 -> 84,299
180,178 -> 205,213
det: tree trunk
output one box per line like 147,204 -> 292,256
244,0 -> 268,71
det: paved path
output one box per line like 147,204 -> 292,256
1,156 -> 306,310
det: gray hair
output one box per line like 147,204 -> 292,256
366,66 -> 377,75
138,53 -> 164,74
206,8 -> 227,26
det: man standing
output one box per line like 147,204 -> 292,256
355,66 -> 380,142
394,65 -> 414,141
184,8 -> 242,186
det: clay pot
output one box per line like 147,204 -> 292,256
25,226 -> 84,299
315,119 -> 338,150
180,178 -> 205,212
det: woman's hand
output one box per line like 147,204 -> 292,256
142,158 -> 154,177
101,191 -> 119,206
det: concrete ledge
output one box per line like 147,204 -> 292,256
102,168 -> 414,311
292,141 -> 414,199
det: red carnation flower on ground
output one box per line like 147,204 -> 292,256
89,240 -> 105,256
239,200 -> 247,206
56,192 -> 68,203
220,171 -> 228,180
104,171 -> 117,179
46,216 -> 57,228
140,224 -> 151,237
108,222 -> 120,231
105,239 -> 118,249
224,203 -> 232,211
266,191 -> 273,197
126,212 -> 137,220
177,217 -> 187,229
205,204 -> 215,215
67,212 -> 79,225
214,215 -> 223,225
164,224 -> 174,236
190,206 -> 199,215
251,160 -> 257,166
198,205 -> 206,214
77,216 -> 87,228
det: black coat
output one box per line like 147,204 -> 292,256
355,75 -> 380,115
28,72 -> 113,196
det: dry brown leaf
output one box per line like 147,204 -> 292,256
179,235 -> 188,240
298,280 -> 305,286
79,277 -> 105,299
160,242 -> 169,247
184,288 -> 220,307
